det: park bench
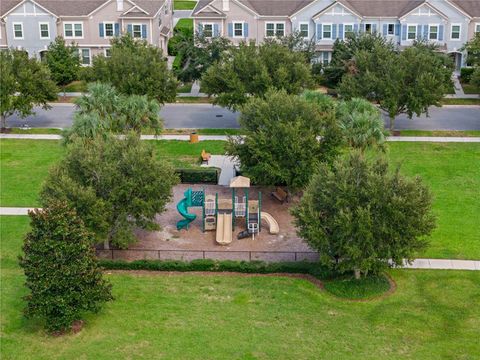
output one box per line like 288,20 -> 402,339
201,149 -> 211,164
271,187 -> 289,204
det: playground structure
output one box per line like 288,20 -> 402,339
176,176 -> 279,245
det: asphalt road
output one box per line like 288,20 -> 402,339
5,103 -> 480,130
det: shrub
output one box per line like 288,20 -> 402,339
460,67 -> 475,83
175,168 -> 219,184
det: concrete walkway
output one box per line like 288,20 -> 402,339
1,207 -> 478,271
452,72 -> 465,97
2,133 -> 480,143
201,155 -> 238,185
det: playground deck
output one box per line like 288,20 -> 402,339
131,184 -> 312,256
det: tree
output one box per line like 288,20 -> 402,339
292,151 -> 435,279
41,133 -> 178,249
336,98 -> 386,152
90,34 -> 177,103
338,43 -> 452,131
325,32 -> 395,87
462,33 -> 480,66
471,67 -> 480,88
0,49 -> 57,129
201,42 -> 313,110
46,37 -> 80,96
63,82 -> 162,142
19,202 -> 112,333
227,90 -> 342,189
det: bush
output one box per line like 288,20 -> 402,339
168,34 -> 182,56
175,168 -> 219,184
77,66 -> 95,83
460,67 -> 475,83
99,259 -> 332,278
172,53 -> 183,72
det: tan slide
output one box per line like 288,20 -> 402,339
216,213 -> 233,245
261,212 -> 279,235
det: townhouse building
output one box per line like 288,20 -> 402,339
0,0 -> 173,63
192,0 -> 480,69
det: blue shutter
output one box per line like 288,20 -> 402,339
316,23 -> 322,41
423,25 -> 428,39
99,23 -> 104,37
228,23 -> 233,37
332,24 -> 337,39
213,24 -> 219,37
372,24 -> 377,33
141,24 -> 147,38
439,25 -> 444,41
361,23 -> 366,32
114,23 -> 120,36
244,23 -> 249,38
383,24 -> 388,36
353,23 -> 359,33
401,24 -> 407,40
338,24 -> 344,40
198,23 -> 203,35
127,24 -> 132,35
395,23 -> 400,36
417,25 -> 422,39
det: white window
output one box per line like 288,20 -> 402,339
13,23 -> 23,39
344,24 -> 354,37
451,24 -> 461,40
80,48 -> 90,65
364,23 -> 373,33
320,51 -> 330,65
476,24 -> 480,34
104,22 -> 114,37
39,23 -> 49,39
104,48 -> 112,57
387,23 -> 395,35
132,24 -> 142,38
233,22 -> 244,37
323,24 -> 332,39
429,25 -> 438,40
64,22 -> 83,39
407,25 -> 417,40
299,22 -> 309,38
265,22 -> 285,37
203,23 -> 213,38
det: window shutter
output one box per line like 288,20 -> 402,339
244,23 -> 249,38
372,24 -> 377,33
114,23 -> 120,36
338,24 -> 344,40
142,24 -> 147,38
332,24 -> 337,39
423,25 -> 428,39
228,23 -> 233,37
198,23 -> 203,35
99,23 -> 104,37
361,23 -> 366,32
316,23 -> 322,41
401,24 -> 407,41
353,23 -> 359,33
127,24 -> 133,35
395,23 -> 400,36
213,24 -> 219,37
439,25 -> 444,40
417,25 -> 422,39
383,24 -> 388,36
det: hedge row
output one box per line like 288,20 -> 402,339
460,67 -> 475,83
99,259 -> 332,278
175,167 -> 219,184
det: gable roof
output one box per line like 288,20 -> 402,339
1,0 -> 166,17
449,0 -> 480,17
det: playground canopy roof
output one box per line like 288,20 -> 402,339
229,176 -> 250,188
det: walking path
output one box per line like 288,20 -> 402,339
201,155 -> 238,185
2,205 -> 479,270
2,133 -> 480,143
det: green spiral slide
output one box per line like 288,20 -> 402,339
176,189 -> 197,230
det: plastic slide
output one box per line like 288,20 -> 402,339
176,197 -> 196,230
216,213 -> 233,245
261,212 -> 279,234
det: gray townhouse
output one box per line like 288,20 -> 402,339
0,0 -> 174,63
192,0 -> 480,69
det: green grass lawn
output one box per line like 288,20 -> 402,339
0,140 -> 225,207
461,82 -> 480,94
441,98 -> 480,105
173,0 -> 197,10
398,130 -> 480,137
63,80 -> 88,93
174,18 -> 193,33
1,216 -> 479,359
177,82 -> 193,93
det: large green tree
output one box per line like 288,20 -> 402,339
64,82 -> 162,142
0,49 -> 57,128
46,37 -> 80,96
227,90 -> 342,189
338,43 -> 452,130
292,151 -> 435,279
90,34 -> 177,103
462,33 -> 480,66
202,42 -> 313,110
41,134 -> 178,249
20,202 -> 112,333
